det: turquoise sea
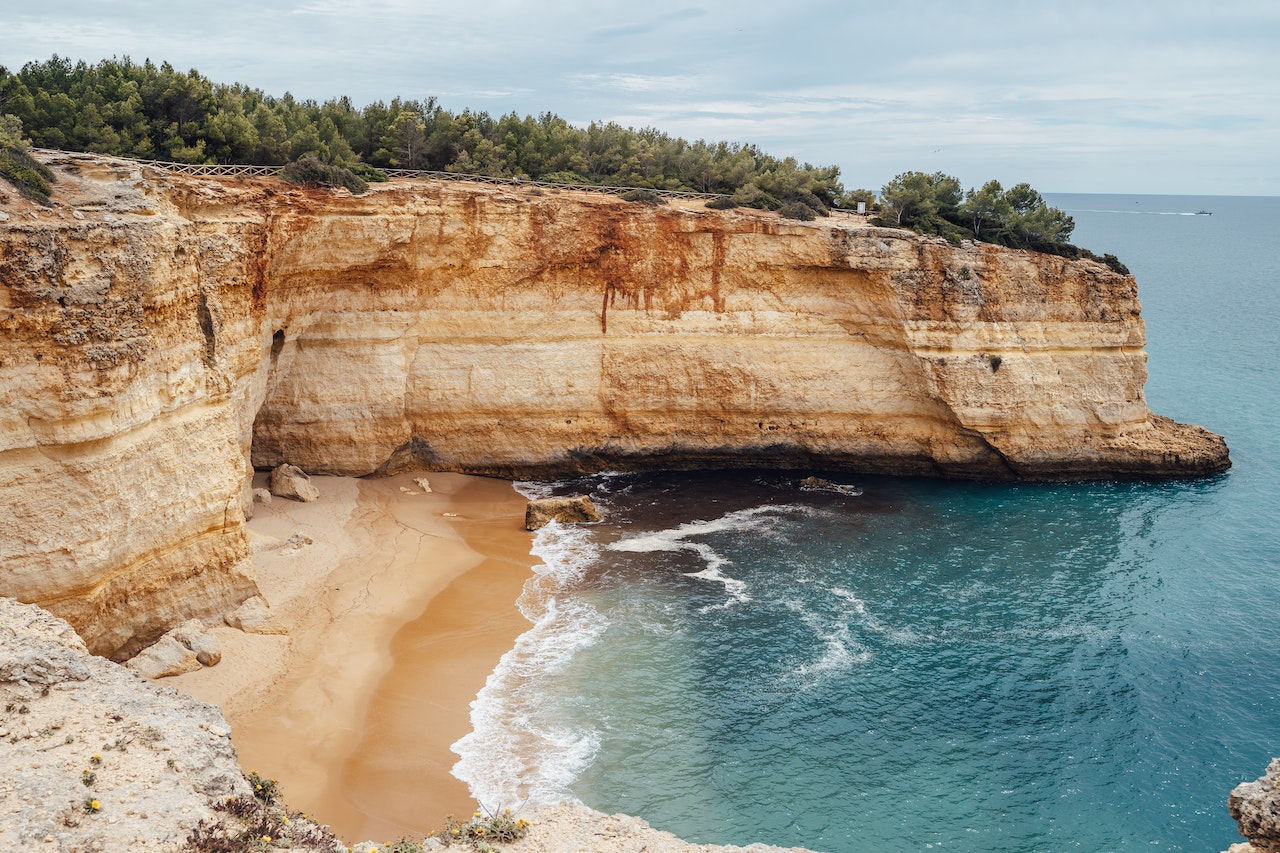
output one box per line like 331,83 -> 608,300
453,194 -> 1280,852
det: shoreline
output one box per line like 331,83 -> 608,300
169,470 -> 534,842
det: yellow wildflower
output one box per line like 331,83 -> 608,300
261,835 -> 271,843
89,799 -> 101,811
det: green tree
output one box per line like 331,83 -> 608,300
959,179 -> 1012,242
876,171 -> 963,235
0,113 -> 55,203
387,109 -> 426,169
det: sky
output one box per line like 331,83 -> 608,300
2,0 -> 1278,195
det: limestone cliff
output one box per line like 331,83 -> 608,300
0,151 -> 1229,657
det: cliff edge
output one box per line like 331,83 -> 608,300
0,152 -> 1228,657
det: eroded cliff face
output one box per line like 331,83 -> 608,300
0,152 -> 1229,656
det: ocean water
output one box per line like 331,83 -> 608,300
452,194 -> 1280,852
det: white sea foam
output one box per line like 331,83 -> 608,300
799,616 -> 872,677
513,480 -> 561,501
607,504 -> 805,611
787,585 -> 927,687
451,520 -> 606,809
790,590 -> 872,687
829,586 -> 923,644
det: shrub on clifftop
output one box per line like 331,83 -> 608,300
0,114 -> 54,204
281,153 -> 368,194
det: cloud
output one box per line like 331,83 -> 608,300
1,0 -> 1277,192
566,73 -> 703,93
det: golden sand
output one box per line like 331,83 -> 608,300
170,471 -> 533,842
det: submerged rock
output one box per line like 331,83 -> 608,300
525,496 -> 603,530
269,463 -> 320,502
799,476 -> 863,496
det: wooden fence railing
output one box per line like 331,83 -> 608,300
34,149 -> 728,200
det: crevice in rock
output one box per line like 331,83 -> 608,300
196,292 -> 217,367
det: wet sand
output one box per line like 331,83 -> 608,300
170,471 -> 533,843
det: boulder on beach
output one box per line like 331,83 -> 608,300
223,596 -> 288,635
171,618 -> 222,667
269,463 -> 319,502
525,496 -> 603,530
126,634 -> 202,679
126,618 -> 222,678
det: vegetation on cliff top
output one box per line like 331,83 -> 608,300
0,54 -> 1125,268
0,114 -> 55,204
873,170 -> 1129,273
0,55 -> 842,217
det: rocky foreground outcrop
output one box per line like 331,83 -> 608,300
0,597 -> 341,852
0,596 -> 809,852
1226,759 -> 1280,852
0,152 -> 1229,657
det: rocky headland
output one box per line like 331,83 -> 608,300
0,150 -> 1228,661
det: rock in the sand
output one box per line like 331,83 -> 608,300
127,619 -> 222,677
1227,758 -> 1280,852
284,532 -> 314,550
269,463 -> 320,502
223,596 -> 288,635
126,634 -> 202,679
171,618 -> 222,666
525,496 -> 603,530
252,487 -> 272,505
414,477 -> 433,493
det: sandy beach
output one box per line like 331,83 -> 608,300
170,470 -> 534,843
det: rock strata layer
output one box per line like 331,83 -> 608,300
0,151 -> 1229,656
